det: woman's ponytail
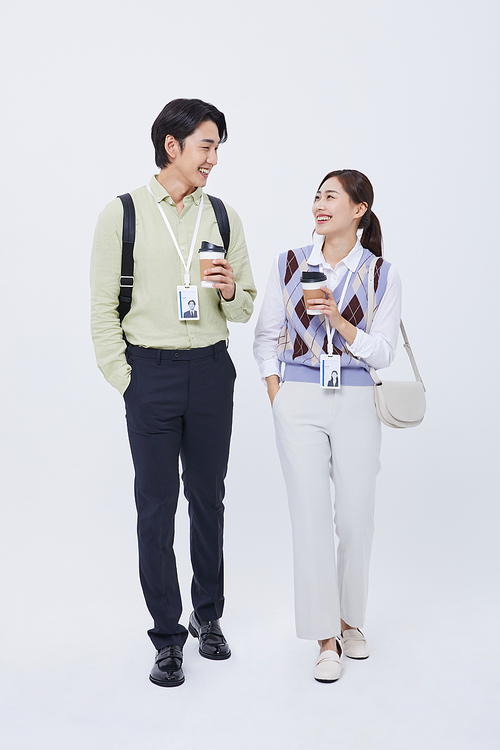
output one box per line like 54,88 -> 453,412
360,210 -> 383,257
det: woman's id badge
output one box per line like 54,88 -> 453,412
320,353 -> 341,389
177,285 -> 200,321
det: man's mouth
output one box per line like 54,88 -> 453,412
199,168 -> 210,175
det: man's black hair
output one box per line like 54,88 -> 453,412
151,98 -> 227,169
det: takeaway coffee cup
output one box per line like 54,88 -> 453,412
301,271 -> 327,314
199,241 -> 226,288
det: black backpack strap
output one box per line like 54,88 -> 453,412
117,193 -> 136,323
207,194 -> 230,252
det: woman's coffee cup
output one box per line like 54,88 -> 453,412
199,241 -> 226,287
301,271 -> 327,314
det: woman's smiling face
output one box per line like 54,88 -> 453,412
312,176 -> 366,237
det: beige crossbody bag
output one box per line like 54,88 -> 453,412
365,258 -> 426,428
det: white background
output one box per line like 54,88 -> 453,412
1,1 -> 499,748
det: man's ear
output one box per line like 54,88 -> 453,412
164,134 -> 179,161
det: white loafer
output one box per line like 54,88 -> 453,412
313,637 -> 343,683
342,628 -> 369,659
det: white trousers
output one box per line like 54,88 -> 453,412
272,381 -> 381,640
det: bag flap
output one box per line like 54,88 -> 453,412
375,381 -> 426,421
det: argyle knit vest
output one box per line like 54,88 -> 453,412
277,244 -> 391,385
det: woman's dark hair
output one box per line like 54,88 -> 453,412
318,169 -> 383,257
151,98 -> 228,169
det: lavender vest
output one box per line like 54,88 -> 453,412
277,244 -> 390,385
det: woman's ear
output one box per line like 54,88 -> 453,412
354,202 -> 368,220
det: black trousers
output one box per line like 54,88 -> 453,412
124,340 -> 236,649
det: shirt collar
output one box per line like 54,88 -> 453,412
308,234 -> 364,273
149,175 -> 203,206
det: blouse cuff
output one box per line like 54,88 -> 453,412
345,328 -> 376,359
258,359 -> 282,385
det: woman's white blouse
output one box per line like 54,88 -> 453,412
253,239 -> 403,382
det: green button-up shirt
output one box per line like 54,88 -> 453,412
90,176 -> 257,394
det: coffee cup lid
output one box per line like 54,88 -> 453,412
199,241 -> 226,254
300,271 -> 327,282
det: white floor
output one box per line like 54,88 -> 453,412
1,397 -> 498,750
2,576 -> 497,750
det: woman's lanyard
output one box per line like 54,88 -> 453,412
322,267 -> 352,356
147,185 -> 204,287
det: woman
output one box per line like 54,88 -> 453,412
254,170 -> 402,682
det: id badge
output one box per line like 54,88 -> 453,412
320,353 -> 341,389
177,285 -> 200,321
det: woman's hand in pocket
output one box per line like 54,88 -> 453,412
266,375 -> 280,406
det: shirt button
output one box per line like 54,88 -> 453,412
181,245 -> 185,250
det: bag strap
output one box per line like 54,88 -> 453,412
117,193 -> 136,323
206,194 -> 230,251
116,192 -> 231,323
366,257 -> 425,390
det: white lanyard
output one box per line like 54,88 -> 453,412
321,266 -> 352,356
148,186 -> 204,287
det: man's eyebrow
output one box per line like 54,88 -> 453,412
199,138 -> 218,144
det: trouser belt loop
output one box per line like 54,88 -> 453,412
213,344 -> 218,361
157,349 -> 161,366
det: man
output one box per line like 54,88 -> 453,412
90,98 -> 256,687
183,299 -> 198,318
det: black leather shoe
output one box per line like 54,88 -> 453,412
149,645 -> 185,687
188,611 -> 231,660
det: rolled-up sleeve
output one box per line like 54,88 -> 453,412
219,205 -> 257,323
90,200 -> 131,395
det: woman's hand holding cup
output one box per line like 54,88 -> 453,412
307,286 -> 342,325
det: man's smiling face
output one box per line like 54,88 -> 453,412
169,119 -> 220,191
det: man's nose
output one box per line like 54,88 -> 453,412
206,149 -> 218,166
